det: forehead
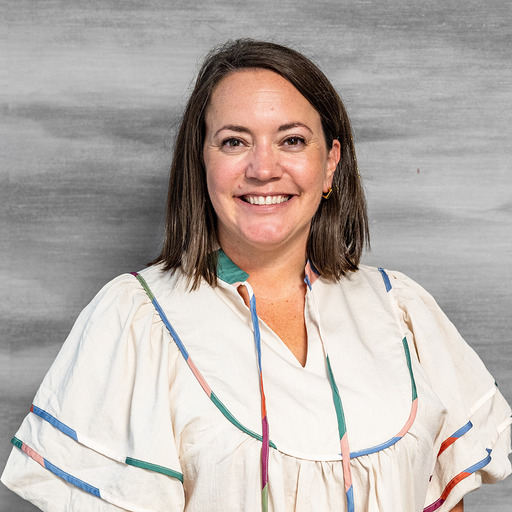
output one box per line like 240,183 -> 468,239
205,69 -> 320,124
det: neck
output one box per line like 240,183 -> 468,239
220,243 -> 307,299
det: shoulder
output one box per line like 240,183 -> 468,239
33,265 -> 186,430
320,264 -> 417,303
354,264 -> 426,294
48,265 -> 187,373
354,265 -> 443,317
317,264 -> 395,293
81,264 -> 185,326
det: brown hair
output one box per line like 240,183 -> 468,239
153,39 -> 369,287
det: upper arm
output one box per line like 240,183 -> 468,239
450,499 -> 464,512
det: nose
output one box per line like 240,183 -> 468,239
245,143 -> 282,181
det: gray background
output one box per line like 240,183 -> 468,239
2,0 -> 511,510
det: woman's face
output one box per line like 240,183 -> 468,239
203,69 -> 340,258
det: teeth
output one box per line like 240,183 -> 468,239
246,195 -> 289,205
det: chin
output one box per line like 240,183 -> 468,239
241,229 -> 306,251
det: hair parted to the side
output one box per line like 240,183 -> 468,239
152,39 -> 369,288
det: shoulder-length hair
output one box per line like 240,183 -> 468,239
153,39 -> 369,288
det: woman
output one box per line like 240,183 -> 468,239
2,39 -> 511,512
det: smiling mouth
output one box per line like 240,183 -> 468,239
242,195 -> 291,205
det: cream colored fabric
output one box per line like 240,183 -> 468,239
2,264 -> 511,511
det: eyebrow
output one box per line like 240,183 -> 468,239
213,122 -> 313,138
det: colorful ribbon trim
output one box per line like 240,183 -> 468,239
11,436 -> 101,498
437,421 -> 473,457
31,404 -> 78,440
423,449 -> 492,512
29,404 -> 183,481
245,283 -> 270,512
378,267 -> 392,292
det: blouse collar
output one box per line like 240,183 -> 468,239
216,249 -> 249,285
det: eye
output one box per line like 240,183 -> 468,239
283,136 -> 306,147
221,138 -> 245,148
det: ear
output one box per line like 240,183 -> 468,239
324,139 -> 341,191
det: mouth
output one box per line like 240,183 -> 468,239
241,194 -> 291,205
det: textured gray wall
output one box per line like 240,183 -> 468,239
2,0 -> 511,510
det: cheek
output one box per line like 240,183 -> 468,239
204,153 -> 221,190
294,155 -> 330,189
206,155 -> 243,195
205,162 -> 234,213
206,171 -> 222,209
207,166 -> 224,189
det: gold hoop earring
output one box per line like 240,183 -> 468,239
322,188 -> 333,200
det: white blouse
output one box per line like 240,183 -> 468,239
2,254 -> 511,511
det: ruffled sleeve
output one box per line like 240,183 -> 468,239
1,273 -> 185,512
387,270 -> 512,511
